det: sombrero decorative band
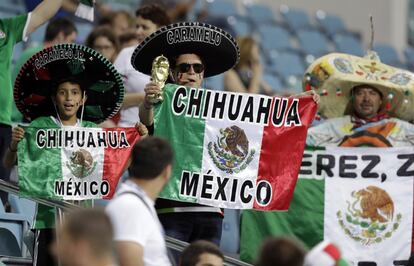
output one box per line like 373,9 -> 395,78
131,22 -> 240,78
14,43 -> 124,123
303,52 -> 414,122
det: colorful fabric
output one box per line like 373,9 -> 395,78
18,117 -> 139,201
153,84 -> 317,210
0,14 -> 29,126
304,241 -> 349,266
306,116 -> 414,147
240,147 -> 413,265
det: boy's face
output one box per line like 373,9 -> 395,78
53,81 -> 85,120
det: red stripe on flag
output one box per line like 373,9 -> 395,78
102,128 -> 140,199
254,96 -> 317,210
323,243 -> 341,261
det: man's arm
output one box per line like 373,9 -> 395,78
116,241 -> 145,266
26,0 -> 64,36
123,92 -> 145,109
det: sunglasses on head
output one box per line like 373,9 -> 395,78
176,63 -> 205,74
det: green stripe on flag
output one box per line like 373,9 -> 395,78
18,126 -> 63,200
240,179 -> 324,263
154,84 -> 206,202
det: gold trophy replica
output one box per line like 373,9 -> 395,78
149,55 -> 170,103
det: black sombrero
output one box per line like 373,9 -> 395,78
131,22 -> 240,77
14,43 -> 124,124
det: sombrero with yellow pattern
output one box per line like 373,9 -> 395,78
303,52 -> 414,121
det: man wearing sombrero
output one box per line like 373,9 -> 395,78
130,22 -> 240,251
304,51 -> 414,147
4,43 -> 127,265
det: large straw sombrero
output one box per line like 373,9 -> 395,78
131,22 -> 240,77
14,43 -> 124,123
303,52 -> 414,121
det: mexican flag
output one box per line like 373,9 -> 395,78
153,84 -> 317,210
75,0 -> 95,21
240,147 -> 413,265
18,127 -> 139,200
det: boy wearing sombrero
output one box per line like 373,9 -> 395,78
304,52 -> 414,147
129,22 -> 240,250
3,43 -> 139,265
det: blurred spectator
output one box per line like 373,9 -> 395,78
255,237 -> 306,266
85,26 -> 120,63
52,208 -> 116,266
106,137 -> 174,266
115,4 -> 171,127
99,10 -> 134,37
224,36 -> 273,95
140,0 -> 195,22
180,240 -> 224,266
0,0 -> 64,209
11,17 -> 77,123
119,30 -> 139,49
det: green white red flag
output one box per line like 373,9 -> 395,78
153,84 -> 317,210
18,127 -> 139,200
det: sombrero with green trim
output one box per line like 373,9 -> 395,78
303,51 -> 414,121
14,43 -> 124,123
131,22 -> 240,78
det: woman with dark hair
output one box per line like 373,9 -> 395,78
85,26 -> 120,63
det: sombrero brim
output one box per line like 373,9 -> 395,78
14,43 -> 124,124
303,53 -> 414,121
131,22 -> 240,78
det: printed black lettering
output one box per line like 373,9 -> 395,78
316,154 -> 335,177
214,176 -> 229,201
201,174 -> 213,199
361,155 -> 380,178
339,155 -> 357,178
397,154 -> 414,176
240,180 -> 253,204
180,171 -> 199,197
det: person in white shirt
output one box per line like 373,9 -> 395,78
106,137 -> 174,266
114,4 -> 171,127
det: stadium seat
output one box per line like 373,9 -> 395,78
404,46 -> 414,70
0,228 -> 21,257
268,50 -> 305,79
75,22 -> 94,44
258,24 -> 292,58
207,0 -> 239,17
263,72 -> 283,92
8,195 -> 36,228
280,5 -> 312,32
28,22 -> 47,45
220,209 -> 240,256
245,4 -> 277,25
0,0 -> 25,14
296,28 -> 330,58
230,16 -> 252,37
204,74 -> 224,91
333,33 -> 364,56
374,43 -> 405,68
315,11 -> 346,38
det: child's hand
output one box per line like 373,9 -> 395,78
135,123 -> 148,137
10,126 -> 25,151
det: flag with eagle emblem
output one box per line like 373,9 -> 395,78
153,84 -> 317,210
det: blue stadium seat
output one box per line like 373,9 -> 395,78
0,10 -> 18,18
263,72 -> 283,92
374,43 -> 405,68
333,33 -> 364,56
404,46 -> 414,70
106,2 -> 132,11
230,16 -> 252,37
246,4 -> 277,25
75,22 -> 94,44
267,51 -> 305,93
280,6 -> 312,32
0,228 -> 21,257
258,24 -> 292,58
28,22 -> 47,45
220,209 -> 240,256
207,0 -> 239,17
204,74 -> 224,91
315,11 -> 346,38
8,195 -> 36,228
0,0 -> 25,14
12,42 -> 24,65
296,29 -> 330,57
